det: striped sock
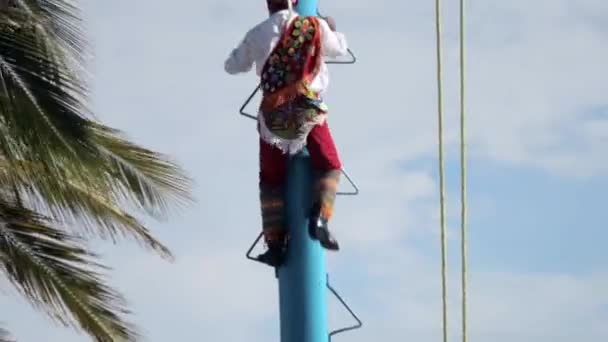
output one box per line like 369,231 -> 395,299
316,169 -> 341,220
260,185 -> 286,245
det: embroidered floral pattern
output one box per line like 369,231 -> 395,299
261,17 -> 317,93
258,16 -> 327,155
263,92 -> 326,140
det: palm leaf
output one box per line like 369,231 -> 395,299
0,325 -> 15,342
0,5 -> 192,251
0,195 -> 139,342
0,8 -> 97,177
90,123 -> 193,217
0,13 -> 193,211
1,159 -> 174,259
62,178 -> 175,258
15,0 -> 88,57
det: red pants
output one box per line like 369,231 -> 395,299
260,122 -> 342,184
259,122 -> 342,244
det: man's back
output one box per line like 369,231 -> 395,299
224,4 -> 347,261
224,9 -> 348,95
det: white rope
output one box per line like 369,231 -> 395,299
434,1 -> 469,342
458,0 -> 469,341
434,0 -> 449,341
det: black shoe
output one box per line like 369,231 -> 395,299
309,215 -> 340,251
256,244 -> 286,268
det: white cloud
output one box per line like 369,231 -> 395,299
462,1 -> 608,177
2,0 -> 608,341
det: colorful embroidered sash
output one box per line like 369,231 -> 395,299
258,16 -> 328,154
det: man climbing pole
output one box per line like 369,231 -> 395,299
224,0 -> 350,267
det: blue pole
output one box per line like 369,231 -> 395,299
279,152 -> 327,342
295,0 -> 317,17
277,2 -> 326,342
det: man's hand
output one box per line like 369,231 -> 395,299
324,16 -> 337,31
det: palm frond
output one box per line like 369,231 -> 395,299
0,158 -> 174,259
0,10 -> 192,250
62,179 -> 175,258
0,325 -> 15,342
0,2 -> 190,341
0,9 -> 97,175
0,11 -> 193,214
0,195 -> 139,342
90,123 -> 194,217
14,0 -> 88,67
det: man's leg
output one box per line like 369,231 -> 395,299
258,138 -> 288,267
306,121 -> 342,251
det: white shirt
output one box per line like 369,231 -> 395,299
224,10 -> 349,95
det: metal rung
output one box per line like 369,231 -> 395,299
315,8 -> 357,65
326,48 -> 357,65
238,85 -> 359,197
245,231 -> 280,278
245,239 -> 363,338
245,231 -> 264,263
238,85 -> 260,120
327,275 -> 363,341
237,15 -> 359,197
337,168 -> 358,196
238,34 -> 356,119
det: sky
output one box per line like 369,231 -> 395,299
2,0 -> 608,341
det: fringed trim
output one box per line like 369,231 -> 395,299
258,110 -> 327,155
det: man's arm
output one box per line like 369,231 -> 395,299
318,17 -> 348,58
224,31 -> 255,75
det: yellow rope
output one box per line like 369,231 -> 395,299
458,0 -> 468,341
433,0 -> 449,341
